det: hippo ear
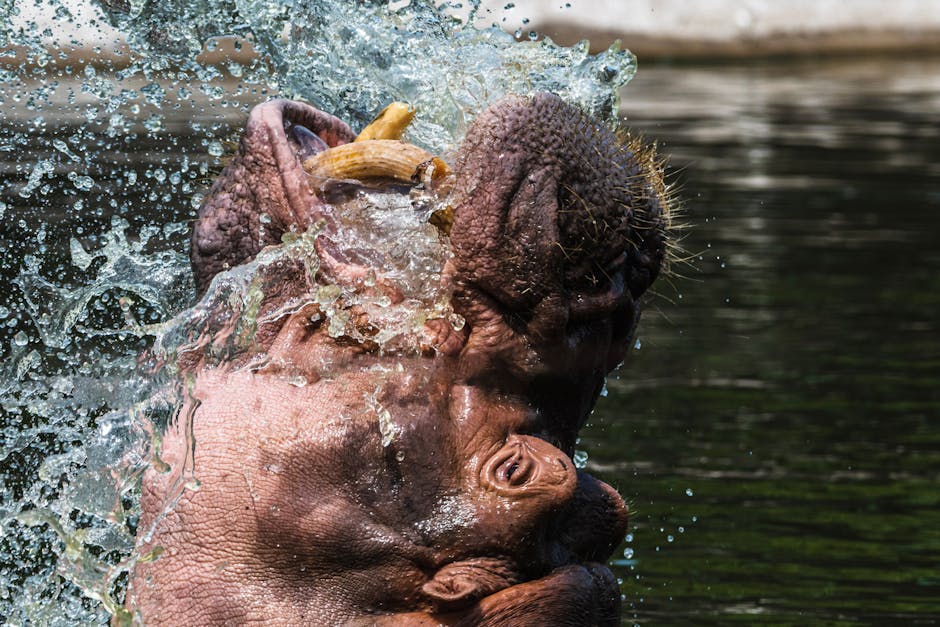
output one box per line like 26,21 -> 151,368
421,558 -> 520,613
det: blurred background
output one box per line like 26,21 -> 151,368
3,0 -> 940,624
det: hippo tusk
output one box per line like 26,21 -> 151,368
304,102 -> 454,233
354,102 -> 416,142
303,140 -> 451,188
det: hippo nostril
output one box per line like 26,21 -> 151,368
288,123 -> 329,161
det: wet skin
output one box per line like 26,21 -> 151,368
129,93 -> 667,625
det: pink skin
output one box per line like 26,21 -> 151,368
129,93 -> 666,625
132,345 -> 623,624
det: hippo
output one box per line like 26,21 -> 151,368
128,93 -> 669,625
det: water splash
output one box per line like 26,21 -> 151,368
1,219 -> 191,623
93,0 -> 635,150
1,0 -> 636,621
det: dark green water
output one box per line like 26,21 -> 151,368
2,56 -> 939,623
583,57 -> 940,625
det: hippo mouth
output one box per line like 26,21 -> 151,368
281,101 -> 451,221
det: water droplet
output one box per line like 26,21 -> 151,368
623,547 -> 634,559
377,406 -> 398,447
68,172 -> 95,191
13,331 -> 28,346
19,158 -> 55,198
448,313 -> 465,331
317,284 -> 342,306
686,488 -> 694,497
634,338 -> 641,350
53,139 -> 80,162
207,140 -> 224,157
572,449 -> 589,469
108,113 -> 128,138
141,82 -> 166,107
667,534 -> 674,542
395,450 -> 406,462
69,238 -> 95,270
143,115 -> 163,132
624,533 -> 633,543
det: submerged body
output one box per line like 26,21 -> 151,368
130,93 -> 668,625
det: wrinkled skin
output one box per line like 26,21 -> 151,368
129,93 -> 666,625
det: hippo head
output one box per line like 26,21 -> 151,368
130,93 -> 668,625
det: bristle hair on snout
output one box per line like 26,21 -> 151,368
616,127 -> 687,279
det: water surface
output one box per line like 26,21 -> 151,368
584,56 -> 940,625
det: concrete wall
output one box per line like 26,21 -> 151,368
488,0 -> 940,57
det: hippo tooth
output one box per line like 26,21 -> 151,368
354,101 -> 416,142
302,139 -> 450,187
289,123 -> 329,161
